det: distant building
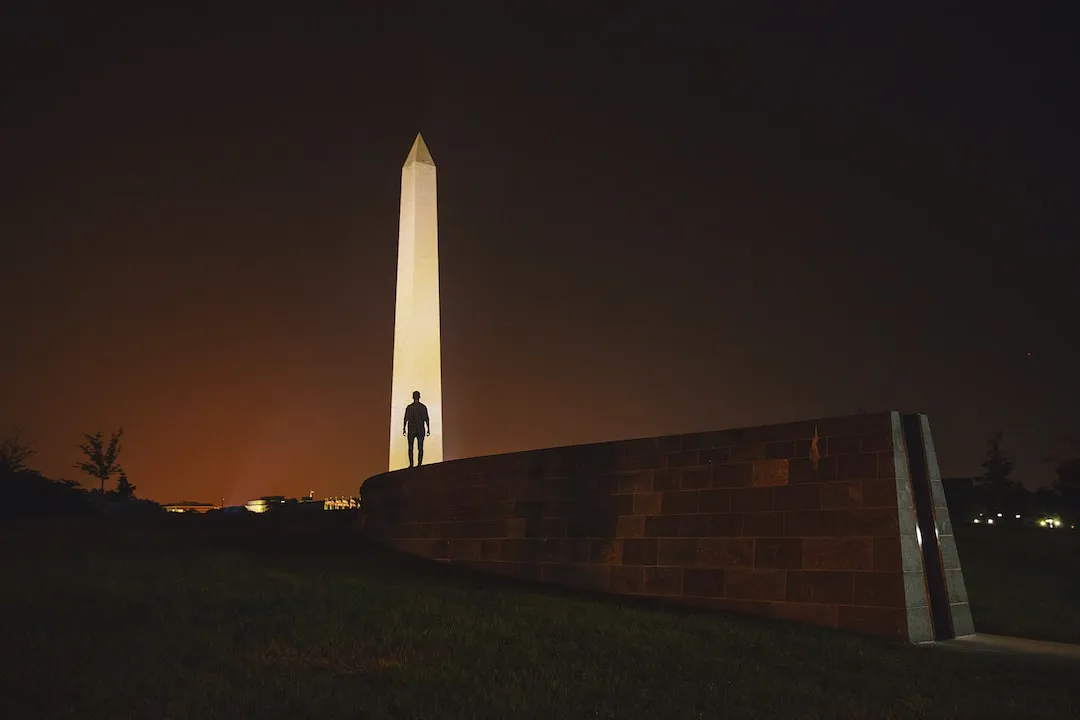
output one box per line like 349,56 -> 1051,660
323,496 -> 359,511
162,501 -> 219,514
244,496 -> 286,514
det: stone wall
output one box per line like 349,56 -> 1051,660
360,411 -> 973,642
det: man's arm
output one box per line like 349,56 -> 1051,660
424,406 -> 431,435
403,407 -> 408,435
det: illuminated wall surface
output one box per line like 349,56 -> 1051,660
389,134 -> 444,471
362,412 -> 975,643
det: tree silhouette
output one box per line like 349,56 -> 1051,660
75,429 -> 124,497
0,431 -> 37,474
975,431 -> 1020,514
114,471 -> 136,500
1047,436 -> 1080,519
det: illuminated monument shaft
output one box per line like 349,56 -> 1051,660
389,134 -> 443,470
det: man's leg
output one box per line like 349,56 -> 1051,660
407,434 -> 415,467
416,433 -> 425,466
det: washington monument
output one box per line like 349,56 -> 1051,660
389,133 -> 443,470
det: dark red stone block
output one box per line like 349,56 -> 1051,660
765,441 -> 795,460
611,493 -> 636,516
541,518 -> 567,537
616,516 -> 645,538
667,450 -> 701,468
731,488 -> 775,512
643,567 -> 683,596
431,539 -> 450,560
837,453 -> 879,481
712,463 -> 754,488
751,459 -> 790,486
621,539 -> 658,565
700,447 -> 732,464
755,538 -> 803,569
538,538 -> 563,562
697,538 -> 754,568
480,540 -> 502,561
661,490 -> 700,514
499,538 -> 532,562
773,484 -> 822,511
861,432 -> 892,452
725,569 -> 786,601
698,489 -> 732,513
657,539 -> 698,566
872,535 -> 901,572
677,513 -> 712,537
821,481 -> 864,509
843,508 -> 900,537
653,469 -> 682,491
683,567 -> 726,598
784,510 -> 837,537
614,455 -> 667,472
730,444 -> 767,462
590,539 -> 622,565
680,467 -> 712,489
701,513 -> 744,537
616,471 -> 654,493
854,572 -> 907,607
786,570 -> 854,604
741,511 -> 784,536
877,451 -> 899,480
610,566 -> 645,593
563,538 -> 592,563
681,432 -> 715,450
789,456 -> 838,484
826,435 -> 862,455
802,537 -> 873,571
644,515 -> 680,538
862,479 -> 899,507
633,492 -> 661,516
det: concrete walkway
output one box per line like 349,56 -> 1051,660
923,633 -> 1080,663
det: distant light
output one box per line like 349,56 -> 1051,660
987,518 -> 994,525
973,518 -> 981,524
1054,519 -> 1062,528
996,513 -> 1003,517
1015,514 -> 1021,519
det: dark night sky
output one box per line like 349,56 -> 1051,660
2,3 -> 1077,504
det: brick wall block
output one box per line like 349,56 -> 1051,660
697,538 -> 754,568
787,570 -> 854,604
803,537 -> 873,571
752,459 -> 790,486
725,568 -> 786,601
644,567 -> 684,596
754,538 -> 804,569
682,567 -> 726,598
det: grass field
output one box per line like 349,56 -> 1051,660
955,524 -> 1080,643
1,516 -> 1076,720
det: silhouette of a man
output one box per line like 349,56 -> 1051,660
402,390 -> 430,467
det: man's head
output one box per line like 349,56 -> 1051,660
412,391 -> 421,402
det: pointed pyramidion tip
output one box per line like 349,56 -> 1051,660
404,133 -> 435,167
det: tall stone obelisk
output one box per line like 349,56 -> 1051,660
389,133 -> 443,470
